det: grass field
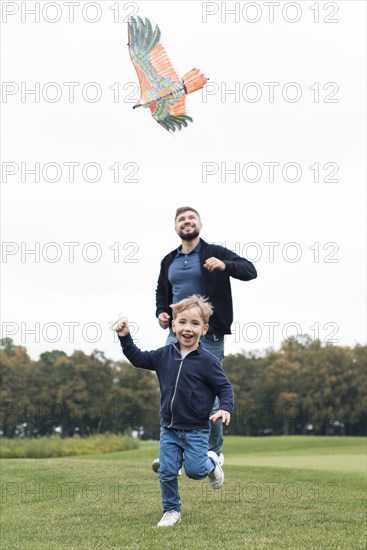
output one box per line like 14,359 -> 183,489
1,436 -> 366,549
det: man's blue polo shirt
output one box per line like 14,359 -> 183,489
168,243 -> 205,304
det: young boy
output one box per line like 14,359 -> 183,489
116,295 -> 234,528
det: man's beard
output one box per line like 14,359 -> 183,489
179,229 -> 200,241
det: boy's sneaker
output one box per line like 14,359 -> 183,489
151,458 -> 181,475
207,450 -> 224,490
218,453 -> 224,467
157,510 -> 181,527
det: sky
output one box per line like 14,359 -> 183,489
1,0 -> 366,361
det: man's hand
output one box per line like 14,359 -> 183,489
203,257 -> 226,272
210,410 -> 231,426
158,312 -> 171,329
115,320 -> 130,337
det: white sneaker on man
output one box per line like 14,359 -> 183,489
157,510 -> 181,527
207,450 -> 224,489
151,458 -> 182,475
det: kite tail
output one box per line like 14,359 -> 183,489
182,69 -> 207,94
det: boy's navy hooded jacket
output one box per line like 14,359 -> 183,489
119,333 -> 234,430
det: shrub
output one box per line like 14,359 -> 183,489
0,433 -> 139,459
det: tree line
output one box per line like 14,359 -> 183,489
0,337 -> 365,438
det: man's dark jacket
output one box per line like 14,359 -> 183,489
156,238 -> 257,336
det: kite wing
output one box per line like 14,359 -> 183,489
128,17 -> 196,132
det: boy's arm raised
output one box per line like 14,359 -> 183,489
116,321 -> 157,371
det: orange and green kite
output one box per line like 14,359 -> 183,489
128,17 -> 207,132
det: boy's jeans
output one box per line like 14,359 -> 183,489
166,331 -> 225,455
159,427 -> 215,512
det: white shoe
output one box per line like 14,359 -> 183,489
207,450 -> 224,490
152,458 -> 181,475
157,510 -> 181,527
218,453 -> 224,467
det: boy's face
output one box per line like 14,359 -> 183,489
172,306 -> 209,352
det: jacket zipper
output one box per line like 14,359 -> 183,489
167,346 -> 186,428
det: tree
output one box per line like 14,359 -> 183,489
105,361 -> 160,439
0,339 -> 35,436
223,352 -> 262,436
1,338 -> 365,438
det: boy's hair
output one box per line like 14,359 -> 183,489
175,206 -> 201,222
170,295 -> 213,324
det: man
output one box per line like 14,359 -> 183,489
154,206 -> 257,467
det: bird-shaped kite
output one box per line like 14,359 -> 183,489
127,16 -> 207,132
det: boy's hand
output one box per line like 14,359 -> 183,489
210,410 -> 231,426
109,313 -> 128,331
115,320 -> 129,337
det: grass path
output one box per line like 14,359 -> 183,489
1,437 -> 366,549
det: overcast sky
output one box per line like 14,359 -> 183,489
1,0 -> 366,361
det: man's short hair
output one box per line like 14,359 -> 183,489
170,295 -> 213,324
175,207 -> 201,222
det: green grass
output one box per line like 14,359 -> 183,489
1,437 -> 366,549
